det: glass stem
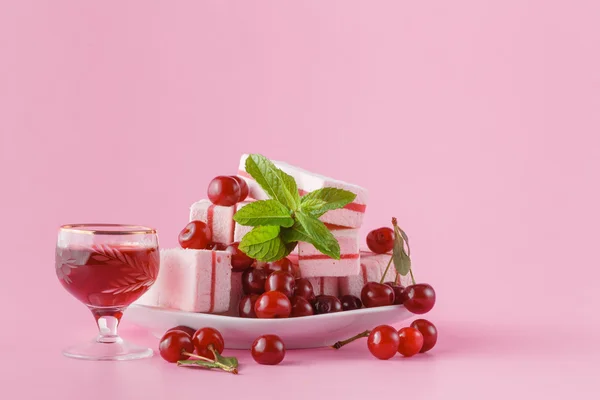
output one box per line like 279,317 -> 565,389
93,310 -> 123,344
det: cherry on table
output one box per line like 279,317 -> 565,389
242,267 -> 269,295
294,278 -> 316,303
255,291 -> 292,318
230,175 -> 249,202
361,282 -> 395,308
166,325 -> 196,338
192,327 -> 225,359
178,221 -> 212,250
313,295 -> 343,314
226,242 -> 255,271
251,334 -> 286,365
404,283 -> 436,314
239,294 -> 259,318
397,327 -> 424,357
340,295 -> 362,311
410,319 -> 437,353
384,282 -> 408,305
368,325 -> 400,360
265,271 -> 296,298
159,330 -> 194,363
366,227 -> 394,254
290,296 -> 314,317
207,175 -> 241,207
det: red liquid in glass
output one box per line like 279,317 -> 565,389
56,245 -> 159,309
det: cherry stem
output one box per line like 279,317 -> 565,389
379,255 -> 394,284
331,330 -> 371,349
409,268 -> 416,285
182,352 -> 214,363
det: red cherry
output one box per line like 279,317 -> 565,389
397,327 -> 424,357
367,325 -> 400,360
178,221 -> 212,249
265,271 -> 296,298
242,267 -> 269,295
293,278 -> 316,303
313,295 -> 343,314
159,330 -> 194,363
207,176 -> 241,207
192,327 -> 225,359
366,227 -> 394,254
230,175 -> 249,202
290,296 -> 314,317
226,242 -> 255,271
410,319 -> 438,353
166,325 -> 196,338
255,291 -> 292,318
251,334 -> 286,365
361,282 -> 395,308
265,257 -> 298,277
384,282 -> 408,305
239,294 -> 259,318
340,295 -> 362,311
404,283 -> 436,314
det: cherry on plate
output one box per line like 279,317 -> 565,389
226,242 -> 255,271
207,175 -> 241,207
159,330 -> 194,363
294,278 -> 316,303
251,334 -> 286,365
242,267 -> 269,295
255,291 -> 292,318
368,325 -> 400,360
192,327 -> 225,359
178,221 -> 212,250
265,271 -> 296,298
361,282 -> 395,308
366,227 -> 394,254
290,296 -> 314,317
238,294 -> 259,318
410,319 -> 438,353
384,282 -> 408,305
397,327 -> 424,357
340,295 -> 362,311
313,295 -> 343,314
403,283 -> 436,314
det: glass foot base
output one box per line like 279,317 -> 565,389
63,337 -> 153,361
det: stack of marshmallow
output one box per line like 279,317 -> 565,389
137,154 -> 410,314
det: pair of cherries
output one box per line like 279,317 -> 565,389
361,281 -> 436,314
159,325 -> 285,366
207,175 -> 249,207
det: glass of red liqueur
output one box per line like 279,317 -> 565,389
56,224 -> 159,360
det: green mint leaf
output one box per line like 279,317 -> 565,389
245,154 -> 300,210
233,200 -> 294,227
239,225 -> 287,262
280,221 -> 312,244
392,225 -> 411,275
294,211 -> 341,259
300,188 -> 357,217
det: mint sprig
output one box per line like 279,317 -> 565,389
236,154 -> 357,262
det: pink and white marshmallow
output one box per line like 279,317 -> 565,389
189,199 -> 253,245
237,154 -> 368,228
338,251 -> 412,299
136,248 -> 232,313
297,228 -> 360,277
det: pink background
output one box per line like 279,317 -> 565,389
1,1 -> 599,398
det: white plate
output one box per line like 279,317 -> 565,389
127,304 -> 414,349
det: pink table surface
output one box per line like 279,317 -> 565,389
2,1 -> 600,399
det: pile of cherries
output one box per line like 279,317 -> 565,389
159,325 -> 286,369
